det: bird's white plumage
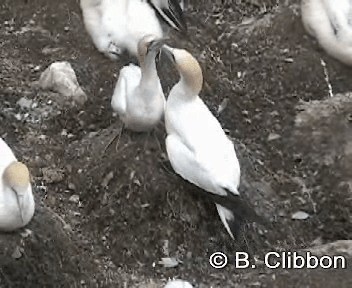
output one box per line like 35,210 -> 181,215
111,64 -> 141,116
80,0 -> 164,58
301,0 -> 352,65
165,95 -> 240,196
81,0 -> 163,58
164,279 -> 193,288
0,138 -> 35,231
111,37 -> 165,132
164,47 -> 241,239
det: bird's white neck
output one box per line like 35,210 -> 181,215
169,80 -> 199,103
140,53 -> 159,87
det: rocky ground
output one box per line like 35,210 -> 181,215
1,0 -> 352,287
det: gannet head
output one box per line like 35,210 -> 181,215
162,45 -> 203,95
137,34 -> 165,64
3,161 -> 31,224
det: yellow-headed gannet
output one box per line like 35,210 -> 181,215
111,35 -> 166,132
0,138 -> 35,231
301,0 -> 352,65
80,0 -> 186,59
162,46 -> 264,239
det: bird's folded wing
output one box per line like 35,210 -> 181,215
111,71 -> 128,115
149,0 -> 187,32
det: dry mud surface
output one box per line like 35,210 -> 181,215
1,0 -> 352,287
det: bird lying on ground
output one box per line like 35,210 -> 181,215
301,0 -> 352,65
110,34 -> 165,147
0,137 -> 35,231
162,45 -> 265,239
80,0 -> 186,59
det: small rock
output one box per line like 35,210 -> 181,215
39,61 -> 87,105
69,194 -> 80,204
68,182 -> 76,190
291,211 -> 310,220
61,129 -> 68,136
46,194 -> 56,206
17,97 -> 33,109
101,172 -> 114,188
158,257 -> 180,268
217,97 -> 229,115
164,280 -> 193,288
12,246 -> 23,259
20,229 -> 33,238
88,131 -> 98,138
268,133 -> 281,141
42,47 -> 63,55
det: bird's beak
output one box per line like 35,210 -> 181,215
15,193 -> 25,224
148,38 -> 169,64
150,37 -> 168,52
161,44 -> 175,62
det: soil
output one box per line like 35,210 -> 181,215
1,0 -> 352,287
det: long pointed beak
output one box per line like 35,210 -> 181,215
149,37 -> 169,53
15,193 -> 25,224
161,44 -> 174,62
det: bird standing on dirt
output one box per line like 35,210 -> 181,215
111,35 -> 166,132
301,0 -> 352,65
0,138 -> 35,231
80,0 -> 186,59
162,46 -> 263,239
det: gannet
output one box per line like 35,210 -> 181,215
301,0 -> 352,65
111,35 -> 165,132
0,138 -> 35,231
80,0 -> 186,59
162,46 -> 264,239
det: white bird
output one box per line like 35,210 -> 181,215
0,138 -> 35,231
162,46 -> 264,239
111,35 -> 165,132
164,279 -> 193,288
301,0 -> 352,65
80,0 -> 186,59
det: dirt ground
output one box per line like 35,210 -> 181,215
1,0 -> 352,287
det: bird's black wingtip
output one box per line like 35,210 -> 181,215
219,188 -> 270,228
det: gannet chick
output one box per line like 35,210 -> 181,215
162,46 -> 264,239
0,138 -> 35,231
80,0 -> 186,59
111,35 -> 165,132
301,0 -> 352,65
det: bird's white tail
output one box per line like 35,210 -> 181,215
215,204 -> 236,240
